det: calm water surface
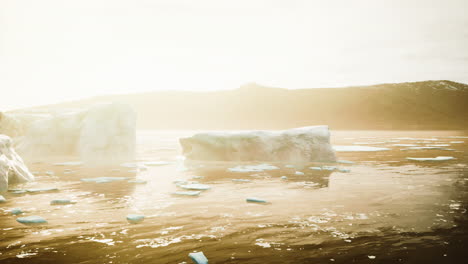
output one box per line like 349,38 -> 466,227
1,130 -> 468,263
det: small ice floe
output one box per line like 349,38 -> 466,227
126,214 -> 145,224
337,160 -> 355,164
246,197 -> 268,204
285,165 -> 295,168
333,145 -> 390,152
368,255 -> 376,259
403,146 -> 446,150
50,199 -> 76,205
322,166 -> 338,171
228,164 -> 279,173
179,184 -> 211,191
295,171 -> 305,175
232,179 -> 252,183
0,195 -> 6,203
337,168 -> 350,173
26,187 -> 59,193
11,208 -> 23,215
427,144 -> 450,147
192,176 -> 204,179
128,179 -> 147,184
16,216 -> 47,224
450,141 -> 464,144
81,177 -> 128,183
8,189 -> 27,194
53,161 -> 83,166
407,156 -> 455,162
172,191 -> 201,197
188,251 -> 208,264
392,144 -> 418,147
281,176 -> 288,180
309,167 -> 322,171
45,171 -> 54,176
143,161 -> 171,166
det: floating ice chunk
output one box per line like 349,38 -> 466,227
450,141 -> 464,144
407,156 -> 455,161
333,145 -> 390,152
228,164 -> 279,173
180,126 -> 336,162
26,187 -> 58,193
9,189 -> 27,194
281,176 -> 288,180
295,171 -> 305,175
81,177 -> 128,183
192,176 -> 204,179
179,184 -> 211,191
53,161 -> 83,166
368,255 -> 376,259
322,166 -> 338,171
50,199 -> 76,205
392,144 -> 418,147
337,168 -> 350,173
172,191 -> 201,197
246,197 -> 268,203
232,179 -> 252,182
188,252 -> 208,264
309,167 -> 322,171
17,216 -> 47,224
0,195 -> 6,203
128,179 -> 147,184
143,161 -> 171,166
126,214 -> 145,224
11,208 -> 23,215
45,171 -> 54,176
427,144 -> 450,147
337,160 -> 355,164
0,135 -> 35,192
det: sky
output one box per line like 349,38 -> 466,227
1,0 -> 468,110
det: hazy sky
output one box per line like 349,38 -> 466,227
1,0 -> 467,110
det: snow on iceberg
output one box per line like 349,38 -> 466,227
16,103 -> 136,166
333,145 -> 390,152
0,135 -> 34,192
180,126 -> 336,162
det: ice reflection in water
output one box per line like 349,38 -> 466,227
0,130 -> 467,263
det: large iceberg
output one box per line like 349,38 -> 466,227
0,135 -> 35,192
180,126 -> 336,162
16,103 -> 136,166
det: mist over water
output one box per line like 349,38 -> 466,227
0,130 -> 467,263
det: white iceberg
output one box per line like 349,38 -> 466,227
179,184 -> 211,191
16,103 -> 136,167
0,135 -> 35,192
406,156 -> 455,161
188,252 -> 208,264
126,214 -> 145,224
180,126 -> 336,162
17,215 -> 47,224
333,145 -> 390,152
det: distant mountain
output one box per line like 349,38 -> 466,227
13,80 -> 468,130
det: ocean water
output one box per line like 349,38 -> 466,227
1,130 -> 467,263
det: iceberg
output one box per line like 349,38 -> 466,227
81,177 -> 128,183
295,171 -> 305,175
126,214 -> 145,224
180,126 -> 336,162
179,184 -> 211,191
172,191 -> 202,197
333,145 -> 390,152
16,216 -> 47,224
407,156 -> 455,161
16,103 -> 136,166
11,208 -> 23,215
0,135 -> 35,192
50,199 -> 76,205
246,197 -> 268,204
188,252 -> 208,264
